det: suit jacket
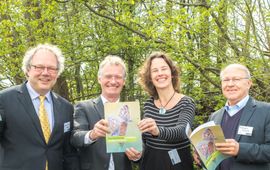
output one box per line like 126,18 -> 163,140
0,83 -> 79,170
71,96 -> 132,170
210,97 -> 270,170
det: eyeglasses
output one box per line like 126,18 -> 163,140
221,77 -> 249,84
103,74 -> 124,80
30,64 -> 58,74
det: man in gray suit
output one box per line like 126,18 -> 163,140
71,55 -> 132,170
209,63 -> 270,170
0,44 -> 78,170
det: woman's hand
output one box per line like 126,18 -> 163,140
138,118 -> 159,136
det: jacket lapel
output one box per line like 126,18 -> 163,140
213,108 -> 225,125
17,83 -> 45,142
49,92 -> 61,144
93,96 -> 104,119
235,97 -> 256,141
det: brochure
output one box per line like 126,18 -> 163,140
186,121 -> 229,170
105,101 -> 142,153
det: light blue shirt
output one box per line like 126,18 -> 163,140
224,95 -> 250,117
26,82 -> 54,131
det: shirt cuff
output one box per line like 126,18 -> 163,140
133,157 -> 141,162
84,130 -> 96,144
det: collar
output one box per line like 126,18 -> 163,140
26,81 -> 52,102
225,95 -> 249,116
100,95 -> 119,104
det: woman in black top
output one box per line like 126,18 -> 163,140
126,51 -> 195,170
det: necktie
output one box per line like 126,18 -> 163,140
39,96 -> 50,170
39,96 -> 51,143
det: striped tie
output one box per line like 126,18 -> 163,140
39,96 -> 51,170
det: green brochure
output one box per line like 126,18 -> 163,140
186,121 -> 230,170
105,101 -> 142,153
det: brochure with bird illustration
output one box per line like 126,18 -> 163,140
185,121 -> 230,170
105,101 -> 142,153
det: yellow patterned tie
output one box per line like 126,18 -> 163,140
39,96 -> 50,170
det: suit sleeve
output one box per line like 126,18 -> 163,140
63,103 -> 80,170
71,102 -> 92,148
0,93 -> 5,142
236,103 -> 270,163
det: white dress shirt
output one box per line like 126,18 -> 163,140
84,95 -> 119,170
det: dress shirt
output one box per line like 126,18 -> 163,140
224,95 -> 249,117
26,82 -> 54,131
84,95 -> 119,170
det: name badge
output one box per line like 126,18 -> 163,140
64,122 -> 70,133
168,149 -> 181,165
237,125 -> 253,136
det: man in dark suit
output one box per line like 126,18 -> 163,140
209,64 -> 270,170
71,55 -> 132,170
0,44 -> 79,170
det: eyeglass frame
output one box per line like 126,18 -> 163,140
221,77 -> 250,84
102,74 -> 124,81
29,64 -> 59,74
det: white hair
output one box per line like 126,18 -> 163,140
22,43 -> 65,76
98,55 -> 127,79
220,63 -> 251,79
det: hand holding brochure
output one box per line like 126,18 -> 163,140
105,101 -> 142,153
186,121 -> 229,170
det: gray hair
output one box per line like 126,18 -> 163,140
220,63 -> 251,79
98,55 -> 127,79
22,43 -> 65,76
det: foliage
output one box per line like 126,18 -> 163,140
1,1 -> 270,166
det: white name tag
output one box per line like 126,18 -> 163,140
168,149 -> 181,165
237,125 -> 253,136
64,122 -> 70,133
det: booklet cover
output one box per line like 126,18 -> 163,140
186,121 -> 229,170
105,101 -> 142,153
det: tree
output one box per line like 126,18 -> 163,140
1,0 -> 270,127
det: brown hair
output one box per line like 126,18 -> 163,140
138,51 -> 180,99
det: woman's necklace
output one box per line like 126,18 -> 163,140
158,91 -> 176,114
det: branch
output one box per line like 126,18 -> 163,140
167,0 -> 210,8
54,0 -> 70,3
210,12 -> 241,57
174,52 -> 220,88
83,1 -> 165,44
83,1 -> 220,88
